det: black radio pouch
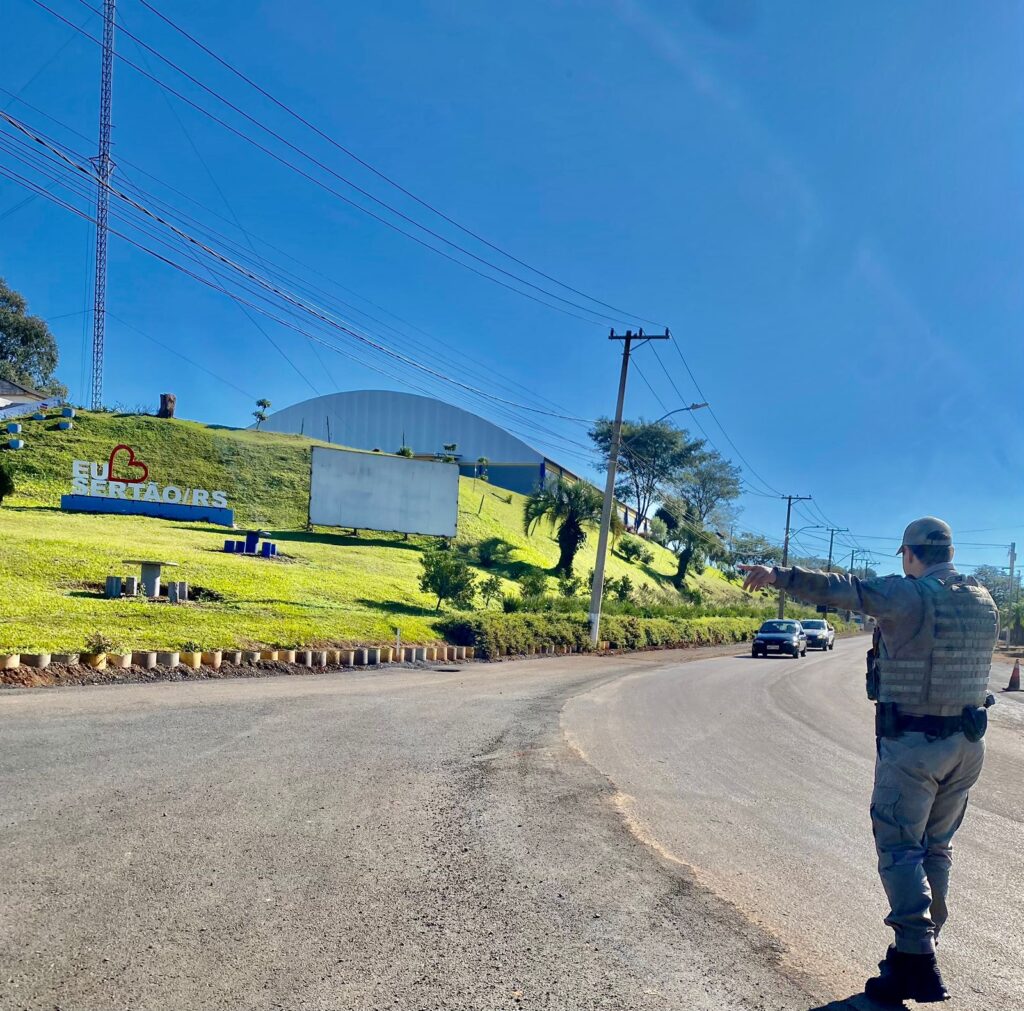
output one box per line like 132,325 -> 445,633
866,650 -> 879,701
961,694 -> 995,743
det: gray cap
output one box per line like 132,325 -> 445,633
897,516 -> 953,554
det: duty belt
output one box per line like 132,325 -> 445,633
893,713 -> 963,738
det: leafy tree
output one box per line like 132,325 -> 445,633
0,278 -> 67,398
673,451 -> 742,524
256,397 -> 272,411
647,515 -> 670,547
523,477 -> 603,575
475,456 -> 489,481
657,494 -> 726,587
971,565 -> 1013,609
480,575 -> 503,609
730,531 -> 784,568
252,409 -> 268,429
418,548 -> 477,611
590,418 -> 704,527
518,569 -> 548,598
0,463 -> 14,506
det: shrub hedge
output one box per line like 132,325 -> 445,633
438,612 -> 762,659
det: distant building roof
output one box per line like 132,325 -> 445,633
0,378 -> 46,400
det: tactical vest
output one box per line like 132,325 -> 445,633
876,574 -> 997,708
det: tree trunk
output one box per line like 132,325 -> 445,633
157,393 -> 176,419
672,544 -> 695,588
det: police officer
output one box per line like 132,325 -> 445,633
739,517 -> 997,1005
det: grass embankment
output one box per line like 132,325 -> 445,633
0,411 -> 760,653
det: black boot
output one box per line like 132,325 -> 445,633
864,945 -> 949,1004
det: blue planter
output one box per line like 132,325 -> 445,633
7,439 -> 25,450
5,423 -> 21,435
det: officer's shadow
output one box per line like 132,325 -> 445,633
807,994 -> 907,1010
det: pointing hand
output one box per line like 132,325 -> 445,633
738,564 -> 776,593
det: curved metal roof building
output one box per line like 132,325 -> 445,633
259,390 -> 569,496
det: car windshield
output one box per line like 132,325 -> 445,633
802,620 -> 825,629
760,621 -> 799,633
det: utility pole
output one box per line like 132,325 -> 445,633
826,527 -> 848,572
90,0 -> 116,410
588,328 -> 670,645
777,494 -> 811,618
1009,542 -> 1017,602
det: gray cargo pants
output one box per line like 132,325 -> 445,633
870,731 -> 984,953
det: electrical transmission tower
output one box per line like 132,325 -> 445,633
90,0 -> 116,410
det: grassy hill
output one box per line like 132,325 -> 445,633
0,410 -> 756,653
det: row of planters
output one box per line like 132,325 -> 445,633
0,633 -> 475,678
439,613 -> 763,660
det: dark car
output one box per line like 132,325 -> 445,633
800,618 -> 835,651
751,619 -> 807,658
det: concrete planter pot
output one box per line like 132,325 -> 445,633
401,647 -> 415,662
52,653 -> 80,665
82,653 -> 107,671
295,650 -> 312,667
455,646 -> 467,661
0,653 -> 21,670
413,647 -> 426,662
465,647 -> 475,659
311,650 -> 327,667
242,650 -> 261,664
339,649 -> 355,667
180,652 -> 202,670
278,650 -> 296,664
21,653 -> 50,669
221,650 -> 242,665
425,647 -> 437,662
202,650 -> 223,670
132,651 -> 157,669
366,647 -> 381,665
379,647 -> 393,663
354,648 -> 369,666
259,650 -> 279,662
156,651 -> 180,668
107,653 -> 132,669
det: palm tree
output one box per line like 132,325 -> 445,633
524,477 -> 603,575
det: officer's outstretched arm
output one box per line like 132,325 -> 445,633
771,566 -> 917,621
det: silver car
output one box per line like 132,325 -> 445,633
801,618 -> 835,651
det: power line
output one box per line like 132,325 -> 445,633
36,0 -> 643,328
0,109 -> 601,425
0,129 -> 604,465
0,84 -> 596,428
134,0 -> 664,329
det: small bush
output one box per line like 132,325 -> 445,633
480,575 -> 503,608
517,570 -> 548,598
84,631 -> 118,654
438,613 -> 764,659
557,573 -> 582,598
619,536 -> 654,566
476,538 -> 512,568
419,548 -> 476,611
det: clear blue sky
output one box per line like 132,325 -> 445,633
2,0 -> 1022,572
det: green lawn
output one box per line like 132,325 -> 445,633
0,411 -> 755,653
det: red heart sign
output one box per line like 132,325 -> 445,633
107,444 -> 149,485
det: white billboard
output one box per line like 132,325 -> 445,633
309,446 -> 459,537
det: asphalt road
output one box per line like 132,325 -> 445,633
2,641 -> 1020,1010
564,638 -> 1024,1011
